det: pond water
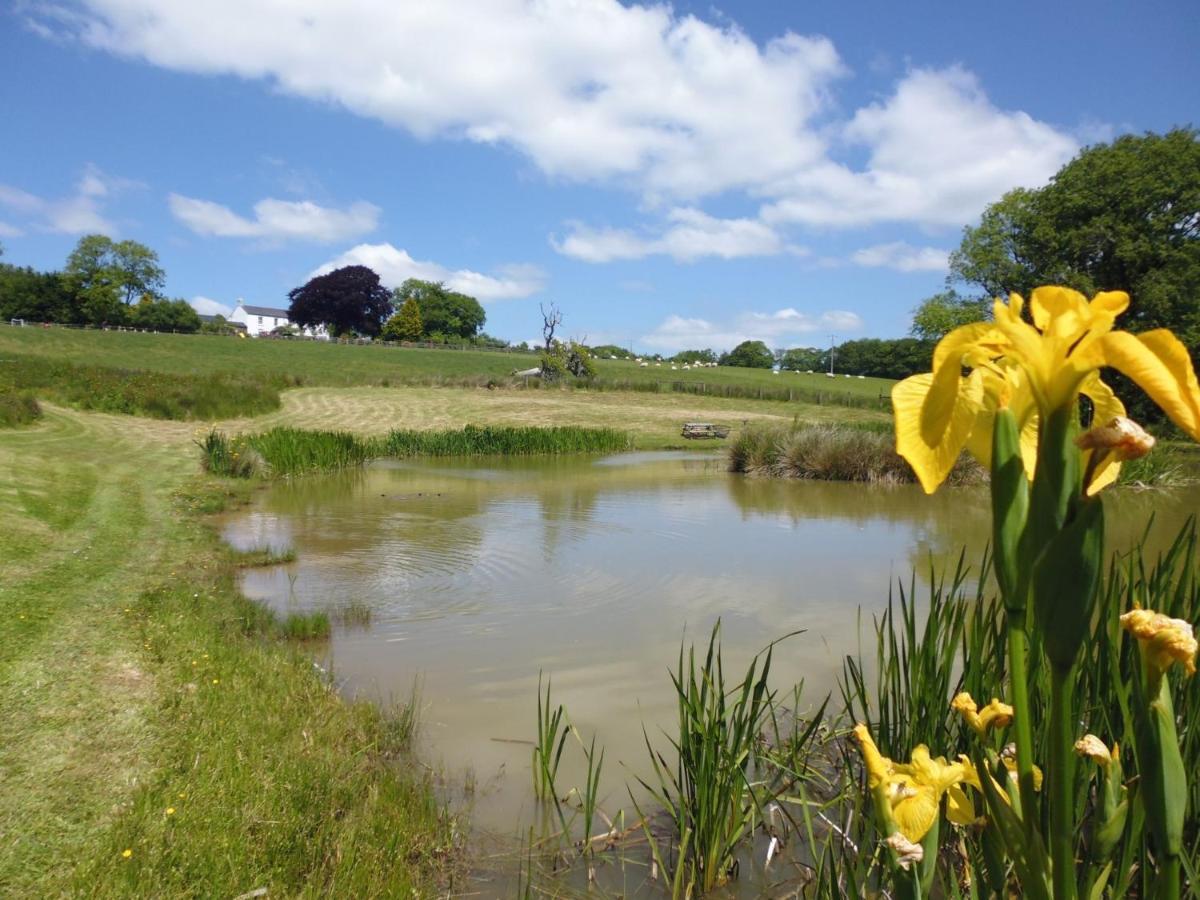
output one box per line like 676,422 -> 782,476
222,452 -> 1199,895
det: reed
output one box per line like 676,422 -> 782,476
334,598 -> 374,628
231,546 -> 297,567
729,420 -> 985,485
533,672 -> 569,804
244,427 -> 374,475
637,623 -> 777,895
380,424 -> 632,457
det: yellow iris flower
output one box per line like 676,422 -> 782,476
893,286 -> 1200,494
853,724 -> 975,842
951,692 -> 1014,736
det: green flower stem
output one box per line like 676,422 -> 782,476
1049,667 -> 1078,900
1006,617 -> 1038,821
1157,855 -> 1180,900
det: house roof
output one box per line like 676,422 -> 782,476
241,304 -> 290,318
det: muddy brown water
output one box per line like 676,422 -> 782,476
222,452 -> 1199,895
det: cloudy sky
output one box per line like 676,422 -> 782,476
1,0 -> 1196,351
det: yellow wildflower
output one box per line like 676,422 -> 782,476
211,678 -> 220,685
166,807 -> 176,816
950,692 -> 1014,736
121,849 -> 132,859
1120,608 -> 1198,676
893,287 -> 1200,494
853,724 -> 972,842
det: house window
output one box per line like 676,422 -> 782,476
257,316 -> 263,325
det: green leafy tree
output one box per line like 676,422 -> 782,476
129,297 -> 201,332
832,338 -> 934,379
396,297 -> 423,340
778,347 -> 825,371
65,235 -> 165,314
910,290 -> 992,341
0,265 -> 80,323
288,265 -> 393,337
948,129 -> 1200,347
393,279 -> 485,338
719,340 -> 773,369
591,344 -> 633,359
671,348 -> 717,364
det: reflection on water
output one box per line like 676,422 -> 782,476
223,452 -> 1200,876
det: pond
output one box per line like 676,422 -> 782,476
222,452 -> 1199,895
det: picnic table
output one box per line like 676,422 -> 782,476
681,422 -> 730,439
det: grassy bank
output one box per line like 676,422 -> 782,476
0,324 -> 894,411
2,354 -> 284,420
0,408 -> 452,895
201,424 -> 634,477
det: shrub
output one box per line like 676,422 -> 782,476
0,391 -> 41,427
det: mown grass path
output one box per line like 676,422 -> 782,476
0,408 -> 448,896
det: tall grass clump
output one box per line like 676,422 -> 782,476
0,391 -> 41,427
279,610 -> 331,641
244,427 -> 374,476
637,623 -> 779,895
196,429 -> 261,478
1,354 -> 284,420
729,420 -> 984,485
381,424 -> 631,457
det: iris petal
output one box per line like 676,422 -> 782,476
1100,330 -> 1200,440
894,371 -> 984,493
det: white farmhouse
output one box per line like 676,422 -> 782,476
229,300 -> 327,338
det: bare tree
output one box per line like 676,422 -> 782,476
540,302 -> 562,350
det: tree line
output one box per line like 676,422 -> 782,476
0,235 -> 201,331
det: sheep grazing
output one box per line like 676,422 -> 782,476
639,361 -> 649,367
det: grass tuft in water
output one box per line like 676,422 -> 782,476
279,610 -> 331,641
637,622 -> 778,895
334,598 -> 374,628
231,546 -> 297,567
533,672 -> 569,804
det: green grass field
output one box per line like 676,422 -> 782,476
0,407 -> 454,895
0,324 -> 896,402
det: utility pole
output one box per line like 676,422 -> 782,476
828,334 -> 836,375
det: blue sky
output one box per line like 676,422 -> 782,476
1,0 -> 1196,352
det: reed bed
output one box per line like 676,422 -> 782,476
729,420 -> 985,486
199,424 -> 632,478
380,424 -> 631,457
518,520 -> 1200,896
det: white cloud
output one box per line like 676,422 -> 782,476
554,207 -> 791,262
641,308 -> 862,353
312,243 -> 544,301
31,6 -> 1079,230
762,67 -> 1078,228
0,164 -> 132,234
168,194 -> 380,243
190,295 -> 233,316
851,241 -> 948,272
0,221 -> 23,238
29,0 -> 840,202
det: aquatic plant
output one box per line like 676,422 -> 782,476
728,420 -> 984,485
637,623 -> 777,895
279,610 -> 331,641
860,286 -> 1200,898
533,672 -> 569,804
380,424 -> 631,457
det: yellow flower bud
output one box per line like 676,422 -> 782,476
1074,734 -> 1113,767
1120,608 -> 1198,677
1076,416 -> 1156,460
951,691 -> 1013,735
